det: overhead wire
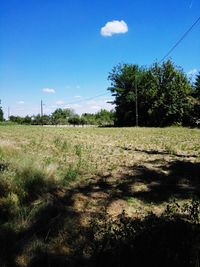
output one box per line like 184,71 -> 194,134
159,15 -> 200,63
66,16 -> 200,106
65,91 -> 110,106
47,15 -> 200,110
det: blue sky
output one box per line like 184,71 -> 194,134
0,0 -> 200,117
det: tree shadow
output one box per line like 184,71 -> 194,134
90,211 -> 200,267
0,156 -> 200,266
126,160 -> 200,203
118,146 -> 198,158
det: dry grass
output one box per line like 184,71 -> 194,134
0,126 -> 199,213
0,125 -> 199,266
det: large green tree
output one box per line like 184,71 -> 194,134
194,72 -> 200,100
108,60 -> 192,127
108,63 -> 146,126
51,108 -> 75,124
0,101 -> 4,122
185,72 -> 200,127
147,60 -> 191,126
95,109 -> 115,126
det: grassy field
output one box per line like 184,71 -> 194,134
0,125 -> 200,266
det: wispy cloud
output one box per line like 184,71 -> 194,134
17,101 -> 25,105
9,96 -> 115,117
75,98 -> 115,114
74,95 -> 82,99
66,104 -> 82,109
42,88 -> 55,93
76,85 -> 81,89
188,68 -> 198,76
56,100 -> 65,105
91,105 -> 101,110
101,20 -> 128,37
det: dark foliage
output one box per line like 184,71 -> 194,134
90,205 -> 200,267
8,109 -> 115,126
0,105 -> 4,122
108,60 -> 199,127
0,155 -> 199,267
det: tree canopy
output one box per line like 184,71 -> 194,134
8,108 -> 115,126
51,108 -> 75,124
194,72 -> 200,100
108,60 -> 195,127
0,102 -> 4,122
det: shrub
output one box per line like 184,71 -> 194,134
14,165 -> 51,202
62,167 -> 78,185
89,200 -> 200,267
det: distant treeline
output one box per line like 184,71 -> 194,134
7,109 -> 115,126
1,60 -> 200,127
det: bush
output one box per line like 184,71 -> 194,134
62,167 -> 78,185
14,165 -> 53,202
89,200 -> 200,267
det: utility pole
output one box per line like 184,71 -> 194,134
41,100 -> 44,126
41,100 -> 43,117
0,99 -> 4,122
135,76 -> 138,127
8,107 -> 10,120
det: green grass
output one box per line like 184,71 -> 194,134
0,125 -> 199,266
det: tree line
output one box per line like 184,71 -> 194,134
108,60 -> 200,127
5,108 -> 115,126
1,60 -> 200,127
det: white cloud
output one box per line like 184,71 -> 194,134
42,88 -> 55,93
91,105 -> 101,110
86,100 -> 98,105
74,95 -> 82,99
10,96 -> 115,117
77,98 -> 115,114
76,85 -> 81,89
17,101 -> 25,105
56,100 -> 64,105
101,20 -> 128,37
67,104 -> 82,109
187,69 -> 199,82
16,107 -> 25,111
188,68 -> 198,76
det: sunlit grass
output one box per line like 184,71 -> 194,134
0,125 -> 199,266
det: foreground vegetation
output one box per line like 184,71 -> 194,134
0,125 -> 200,266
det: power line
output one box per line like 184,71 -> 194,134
159,15 -> 200,63
66,16 -> 200,108
65,91 -> 110,106
9,17 -> 199,116
135,17 -> 200,126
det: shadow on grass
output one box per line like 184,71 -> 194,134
90,211 -> 200,267
121,160 -> 200,203
0,157 -> 200,266
67,159 -> 200,204
119,146 -> 198,158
